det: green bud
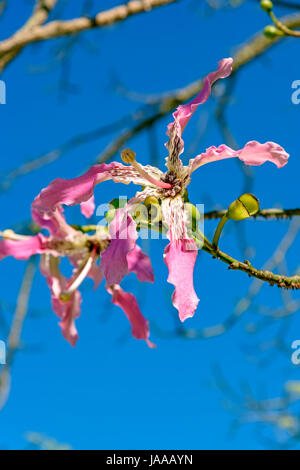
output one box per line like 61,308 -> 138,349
148,205 -> 162,224
227,193 -> 260,221
183,189 -> 189,203
105,208 -> 116,224
260,0 -> 273,12
59,292 -> 71,302
264,25 -> 282,39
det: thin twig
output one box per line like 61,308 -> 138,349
0,258 -> 36,409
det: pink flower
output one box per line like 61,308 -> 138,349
0,57 -> 289,346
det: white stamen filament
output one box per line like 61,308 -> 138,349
0,230 -> 31,241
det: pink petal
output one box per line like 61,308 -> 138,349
189,141 -> 289,173
88,263 -> 104,289
32,162 -> 161,216
127,245 -> 154,283
0,234 -> 46,260
165,58 -> 233,170
32,162 -> 121,214
109,285 -> 155,348
238,141 -> 289,168
80,195 -> 95,219
164,239 -> 199,322
40,254 -> 81,346
101,209 -> 137,286
32,206 -> 78,239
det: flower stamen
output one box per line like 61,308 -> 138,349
121,149 -> 172,190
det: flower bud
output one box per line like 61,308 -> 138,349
144,196 -> 159,207
105,208 -> 116,224
227,193 -> 260,221
143,197 -> 161,224
264,25 -> 282,39
260,0 -> 273,12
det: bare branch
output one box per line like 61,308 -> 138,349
0,0 -> 58,72
204,208 -> 300,220
0,0 -> 180,73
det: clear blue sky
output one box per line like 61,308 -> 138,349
0,0 -> 299,450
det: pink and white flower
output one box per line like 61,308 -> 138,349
0,58 -> 289,346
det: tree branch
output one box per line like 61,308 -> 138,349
0,0 -> 180,73
204,208 -> 300,220
0,0 -> 58,72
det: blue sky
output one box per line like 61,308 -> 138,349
0,0 -> 299,450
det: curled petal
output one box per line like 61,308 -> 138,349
238,141 -> 289,168
80,195 -> 95,219
127,245 -> 154,283
164,239 -> 199,322
189,141 -> 289,174
101,209 -> 137,285
0,234 -> 46,260
165,58 -> 233,172
108,285 -> 155,348
40,254 -> 81,346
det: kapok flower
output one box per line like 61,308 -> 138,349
0,57 -> 289,345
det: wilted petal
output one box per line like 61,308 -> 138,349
165,58 -> 233,172
80,195 -> 95,218
101,209 -> 137,286
127,245 -> 154,283
189,141 -> 289,173
164,239 -> 199,322
40,254 -> 81,346
108,285 -> 155,348
0,234 -> 46,260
